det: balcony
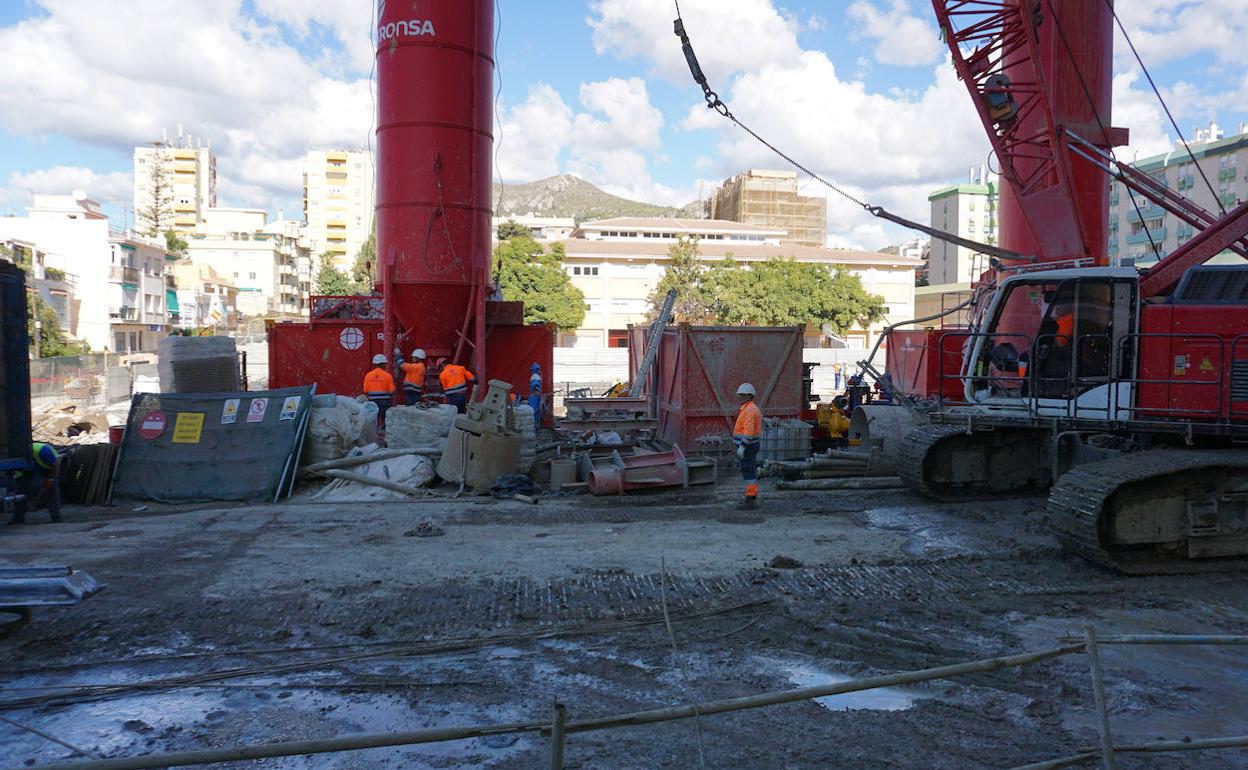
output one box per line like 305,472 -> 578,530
109,265 -> 140,283
1126,205 -> 1166,224
1126,227 -> 1167,245
109,307 -> 138,321
166,275 -> 177,288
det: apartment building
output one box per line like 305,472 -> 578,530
185,209 -> 310,317
133,129 -> 217,233
927,170 -> 999,286
709,169 -> 828,248
0,193 -> 172,352
108,233 -> 173,353
1110,122 -> 1248,265
492,214 -> 576,241
171,261 -> 239,329
303,149 -> 374,269
2,238 -> 77,343
554,217 -> 919,349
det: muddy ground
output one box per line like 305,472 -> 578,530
3,479 -> 1248,769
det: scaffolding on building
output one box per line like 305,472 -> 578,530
710,170 -> 827,248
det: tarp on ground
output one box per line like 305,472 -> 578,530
111,386 -> 314,503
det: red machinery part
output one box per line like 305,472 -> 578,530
628,324 -> 804,449
886,329 -> 965,403
376,0 -> 494,372
587,446 -> 693,496
1134,303 -> 1248,424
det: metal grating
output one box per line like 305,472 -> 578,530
1233,360 -> 1248,402
1174,266 -> 1248,304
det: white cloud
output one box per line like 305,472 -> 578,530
496,84 -> 576,183
1113,72 -> 1173,161
496,77 -> 695,206
682,53 -> 987,189
0,0 -> 372,215
1113,0 -> 1248,69
252,0 -> 374,75
846,0 -> 944,67
588,0 -> 804,86
0,166 -> 132,212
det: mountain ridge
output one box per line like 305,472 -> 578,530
492,174 -> 705,222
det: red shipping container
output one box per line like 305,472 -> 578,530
629,325 -> 804,449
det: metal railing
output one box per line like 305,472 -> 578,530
11,631 -> 1248,770
933,329 -> 1248,431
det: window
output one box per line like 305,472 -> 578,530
586,267 -> 599,276
608,330 -> 629,348
571,266 -> 582,276
248,272 -> 257,280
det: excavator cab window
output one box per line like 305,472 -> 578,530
981,276 -> 1134,401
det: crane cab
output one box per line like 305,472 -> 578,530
963,267 -> 1139,419
959,265 -> 1248,430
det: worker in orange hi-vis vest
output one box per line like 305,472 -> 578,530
438,359 -> 475,413
362,353 -> 396,429
733,382 -> 763,510
396,347 -> 427,406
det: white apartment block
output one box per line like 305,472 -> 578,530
1110,122 -> 1248,266
0,193 -> 171,353
108,233 -> 173,354
133,130 -> 217,234
2,238 -> 76,343
927,172 -> 998,286
554,218 -> 919,350
303,149 -> 374,270
492,214 -> 576,241
171,261 -> 239,329
186,209 -> 309,317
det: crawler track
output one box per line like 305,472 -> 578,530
1050,448 -> 1248,574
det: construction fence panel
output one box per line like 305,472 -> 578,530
110,386 -> 314,503
28,354 -> 115,412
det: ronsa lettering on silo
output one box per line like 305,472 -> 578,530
378,18 -> 436,40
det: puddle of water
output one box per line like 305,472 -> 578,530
781,663 -> 922,712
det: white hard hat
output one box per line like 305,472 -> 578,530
736,383 -> 756,396
372,354 -> 387,365
412,348 -> 426,360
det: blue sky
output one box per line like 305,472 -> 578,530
1,0 -> 1246,248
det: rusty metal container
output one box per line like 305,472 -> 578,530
628,325 -> 804,450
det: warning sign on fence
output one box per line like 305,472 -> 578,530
113,387 -> 314,503
171,413 -> 205,444
246,398 -> 269,423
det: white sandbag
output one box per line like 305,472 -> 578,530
316,453 -> 437,501
386,404 -> 456,449
514,403 -> 536,474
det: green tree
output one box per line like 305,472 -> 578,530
648,235 -> 713,322
1,243 -> 87,357
314,252 -> 351,295
495,235 -> 586,331
350,229 -> 376,293
164,229 -> 188,258
138,143 -> 176,238
496,219 -> 531,241
700,257 -> 886,333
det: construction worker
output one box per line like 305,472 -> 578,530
397,347 -> 427,406
438,358 -> 475,413
528,362 -> 544,426
733,382 -> 763,510
363,353 -> 395,429
8,442 -> 62,525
